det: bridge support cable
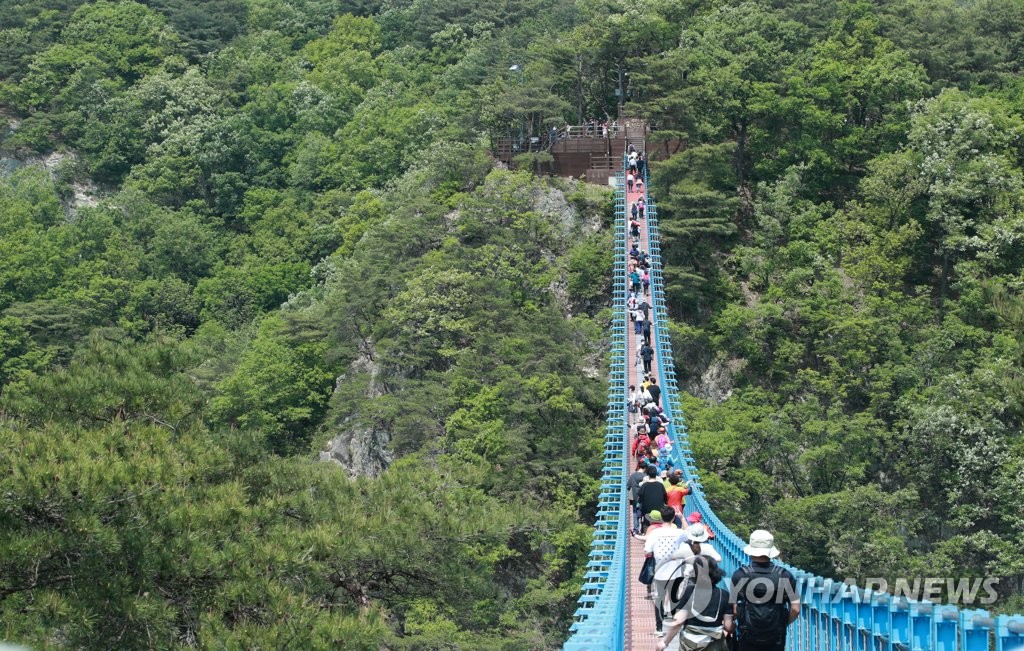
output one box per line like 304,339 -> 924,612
562,171 -> 630,651
639,165 -> 1024,651
564,146 -> 1024,650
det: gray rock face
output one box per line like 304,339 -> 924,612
0,147 -> 101,216
534,186 -> 577,238
318,352 -> 392,477
319,182 -> 605,477
685,356 -> 743,405
318,420 -> 393,478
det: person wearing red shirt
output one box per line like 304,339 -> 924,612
632,432 -> 651,456
664,475 -> 691,526
632,433 -> 652,468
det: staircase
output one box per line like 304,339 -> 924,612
623,118 -> 647,154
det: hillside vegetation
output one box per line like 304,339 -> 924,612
0,1 -> 614,647
641,0 -> 1024,611
0,0 -> 1023,648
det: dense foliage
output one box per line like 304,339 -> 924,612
0,1 -> 615,647
641,0 -> 1024,612
2,0 -> 1024,647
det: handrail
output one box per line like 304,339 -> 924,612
562,170 -> 630,650
564,150 -> 1024,650
558,124 -> 625,140
634,155 -> 1024,651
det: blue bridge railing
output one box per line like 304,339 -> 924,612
564,153 -> 1024,650
562,171 -> 630,650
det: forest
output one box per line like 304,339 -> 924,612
0,0 -> 1022,648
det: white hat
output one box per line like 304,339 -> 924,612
685,523 -> 710,543
744,529 -> 780,559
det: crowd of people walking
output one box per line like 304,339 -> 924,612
623,153 -> 800,650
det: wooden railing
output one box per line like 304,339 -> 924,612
495,135 -> 555,163
559,124 -> 625,140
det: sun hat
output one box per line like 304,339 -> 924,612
686,512 -> 702,524
685,523 -> 710,543
647,510 -> 663,523
744,529 -> 781,559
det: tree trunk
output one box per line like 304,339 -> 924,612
938,250 -> 950,318
735,119 -> 747,188
576,59 -> 585,123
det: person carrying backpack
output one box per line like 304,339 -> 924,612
731,530 -> 800,651
638,386 -> 653,409
640,342 -> 654,373
632,431 -> 652,459
647,410 -> 663,436
657,556 -> 733,651
655,429 -> 671,453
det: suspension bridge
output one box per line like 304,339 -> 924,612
562,133 -> 1024,651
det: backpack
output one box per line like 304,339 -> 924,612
735,564 -> 788,644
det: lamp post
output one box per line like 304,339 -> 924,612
615,66 -> 629,120
509,64 -> 524,149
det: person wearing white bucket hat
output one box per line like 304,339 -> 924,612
743,529 -> 780,558
731,530 -> 800,651
657,523 -> 723,587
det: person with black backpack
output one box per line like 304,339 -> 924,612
639,342 -> 654,374
731,530 -> 801,651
